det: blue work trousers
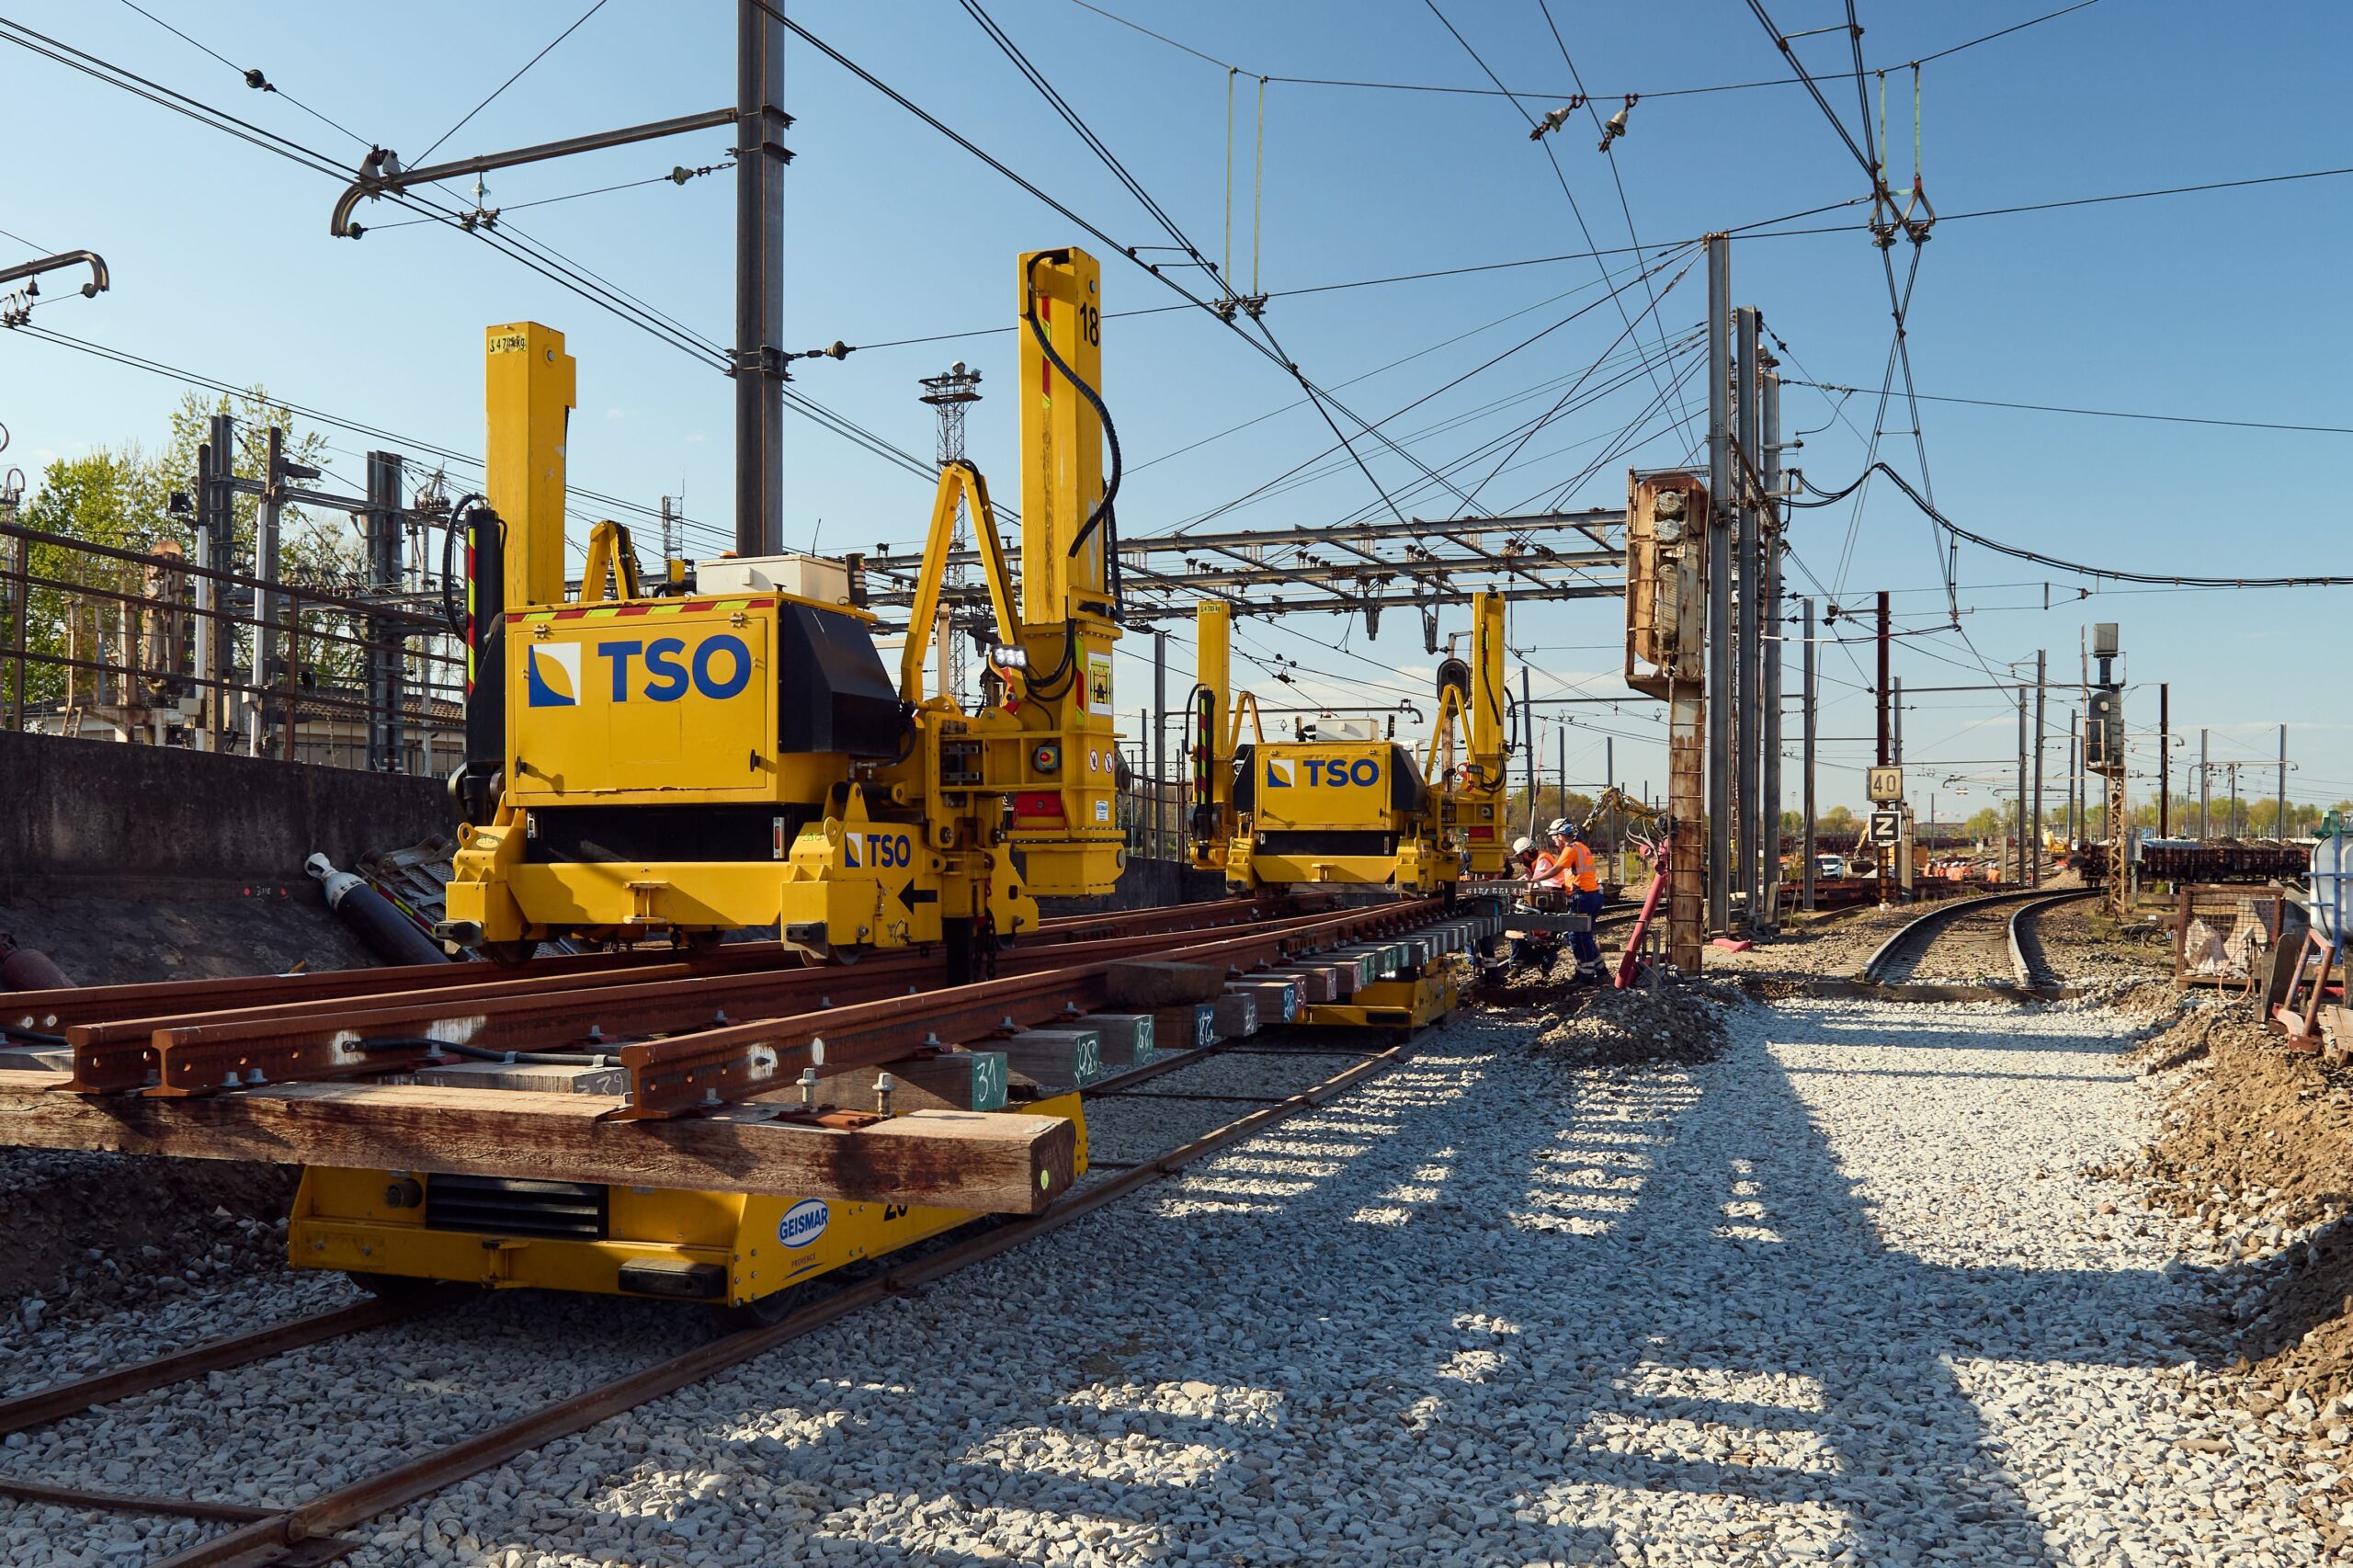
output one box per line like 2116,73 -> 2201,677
1569,888 -> 1605,966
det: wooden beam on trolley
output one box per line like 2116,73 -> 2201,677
0,1071 -> 1076,1215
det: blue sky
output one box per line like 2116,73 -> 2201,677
3,0 -> 2347,818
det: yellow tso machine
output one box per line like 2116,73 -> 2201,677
1187,591 -> 1509,896
1180,592 -> 1508,1028
439,248 -> 1125,974
297,250 -> 1119,1318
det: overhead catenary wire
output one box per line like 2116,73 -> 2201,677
1421,0 -> 1695,456
756,1 -> 1494,532
414,0 -> 613,165
1782,379 -> 2353,437
111,0 -> 371,147
1063,0 -> 2105,106
1792,460 -> 2353,589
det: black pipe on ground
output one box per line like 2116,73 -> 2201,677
305,853 -> 451,968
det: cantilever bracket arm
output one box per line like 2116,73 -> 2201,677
1228,690 -> 1267,755
0,249 -> 108,297
330,107 -> 740,236
1420,686 -> 1469,778
899,461 -> 1020,703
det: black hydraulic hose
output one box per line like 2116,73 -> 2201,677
2,1026 -> 66,1047
1022,251 -> 1124,609
357,1035 -> 619,1068
438,493 -> 489,636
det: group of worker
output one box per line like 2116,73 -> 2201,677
1506,817 -> 1607,983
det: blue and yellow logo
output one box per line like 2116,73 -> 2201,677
525,643 -> 581,707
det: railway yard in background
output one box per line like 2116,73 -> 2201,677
4,1 -> 2350,1564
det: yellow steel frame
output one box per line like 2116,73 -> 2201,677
1301,955 -> 1467,1030
288,1096 -> 1088,1311
446,247 -> 1127,959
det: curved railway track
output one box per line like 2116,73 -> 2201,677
1857,887 -> 2096,993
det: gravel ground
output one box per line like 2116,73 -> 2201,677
0,990 -> 2319,1566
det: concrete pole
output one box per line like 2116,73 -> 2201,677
2157,682 -> 2170,839
248,426 -> 283,757
2017,687 -> 2029,886
2032,650 -> 2046,885
2278,722 -> 2289,838
1874,591 -> 1891,767
1893,676 -> 1904,767
1801,597 -> 1816,911
2067,717 -> 2079,846
1704,234 -> 1733,932
191,437 -> 217,753
735,0 -> 789,556
1153,630 -> 1167,861
1521,665 -> 1536,837
1733,305 -> 1761,931
1605,733 -> 1616,888
1760,369 -> 1784,932
2200,728 -> 2210,838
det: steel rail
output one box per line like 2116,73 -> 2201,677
14,896 -> 1292,1035
125,1033 -> 1424,1566
615,899 -> 1447,1117
1856,886 -> 2065,988
0,1478 -> 278,1523
0,1294 -> 442,1438
0,1037 -> 1278,1444
51,900 -> 1314,1095
2005,889 -> 2095,991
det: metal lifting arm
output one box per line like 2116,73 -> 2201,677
579,521 -> 642,603
1228,690 -> 1267,753
1468,589 -> 1506,788
898,460 -> 1020,703
1421,686 -> 1470,779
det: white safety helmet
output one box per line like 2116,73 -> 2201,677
1546,817 -> 1574,839
1511,835 -> 1534,857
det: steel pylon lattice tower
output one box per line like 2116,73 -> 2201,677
919,362 -> 983,704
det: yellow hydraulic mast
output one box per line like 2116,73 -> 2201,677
1463,589 -> 1508,872
1190,600 -> 1233,865
1001,247 -> 1121,894
483,322 -> 575,612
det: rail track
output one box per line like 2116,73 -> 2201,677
1856,887 -> 2097,994
0,1020 -> 1431,1566
0,892 -> 1526,1564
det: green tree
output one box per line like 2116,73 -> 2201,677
3,389 -> 372,720
7,448 -> 173,710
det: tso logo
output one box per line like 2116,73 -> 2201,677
597,634 -> 753,701
843,831 -> 915,870
524,642 -> 581,707
778,1199 -> 830,1248
529,633 -> 755,707
1268,756 -> 1381,788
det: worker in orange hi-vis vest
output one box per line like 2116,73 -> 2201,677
1545,817 -> 1607,981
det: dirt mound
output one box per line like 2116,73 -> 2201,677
2125,1000 -> 2353,1408
0,1150 -> 296,1325
1522,976 -> 1737,1069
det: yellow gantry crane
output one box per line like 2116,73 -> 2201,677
1186,590 -> 1509,896
440,248 -> 1125,978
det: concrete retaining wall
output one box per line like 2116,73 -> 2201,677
0,730 -> 453,893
